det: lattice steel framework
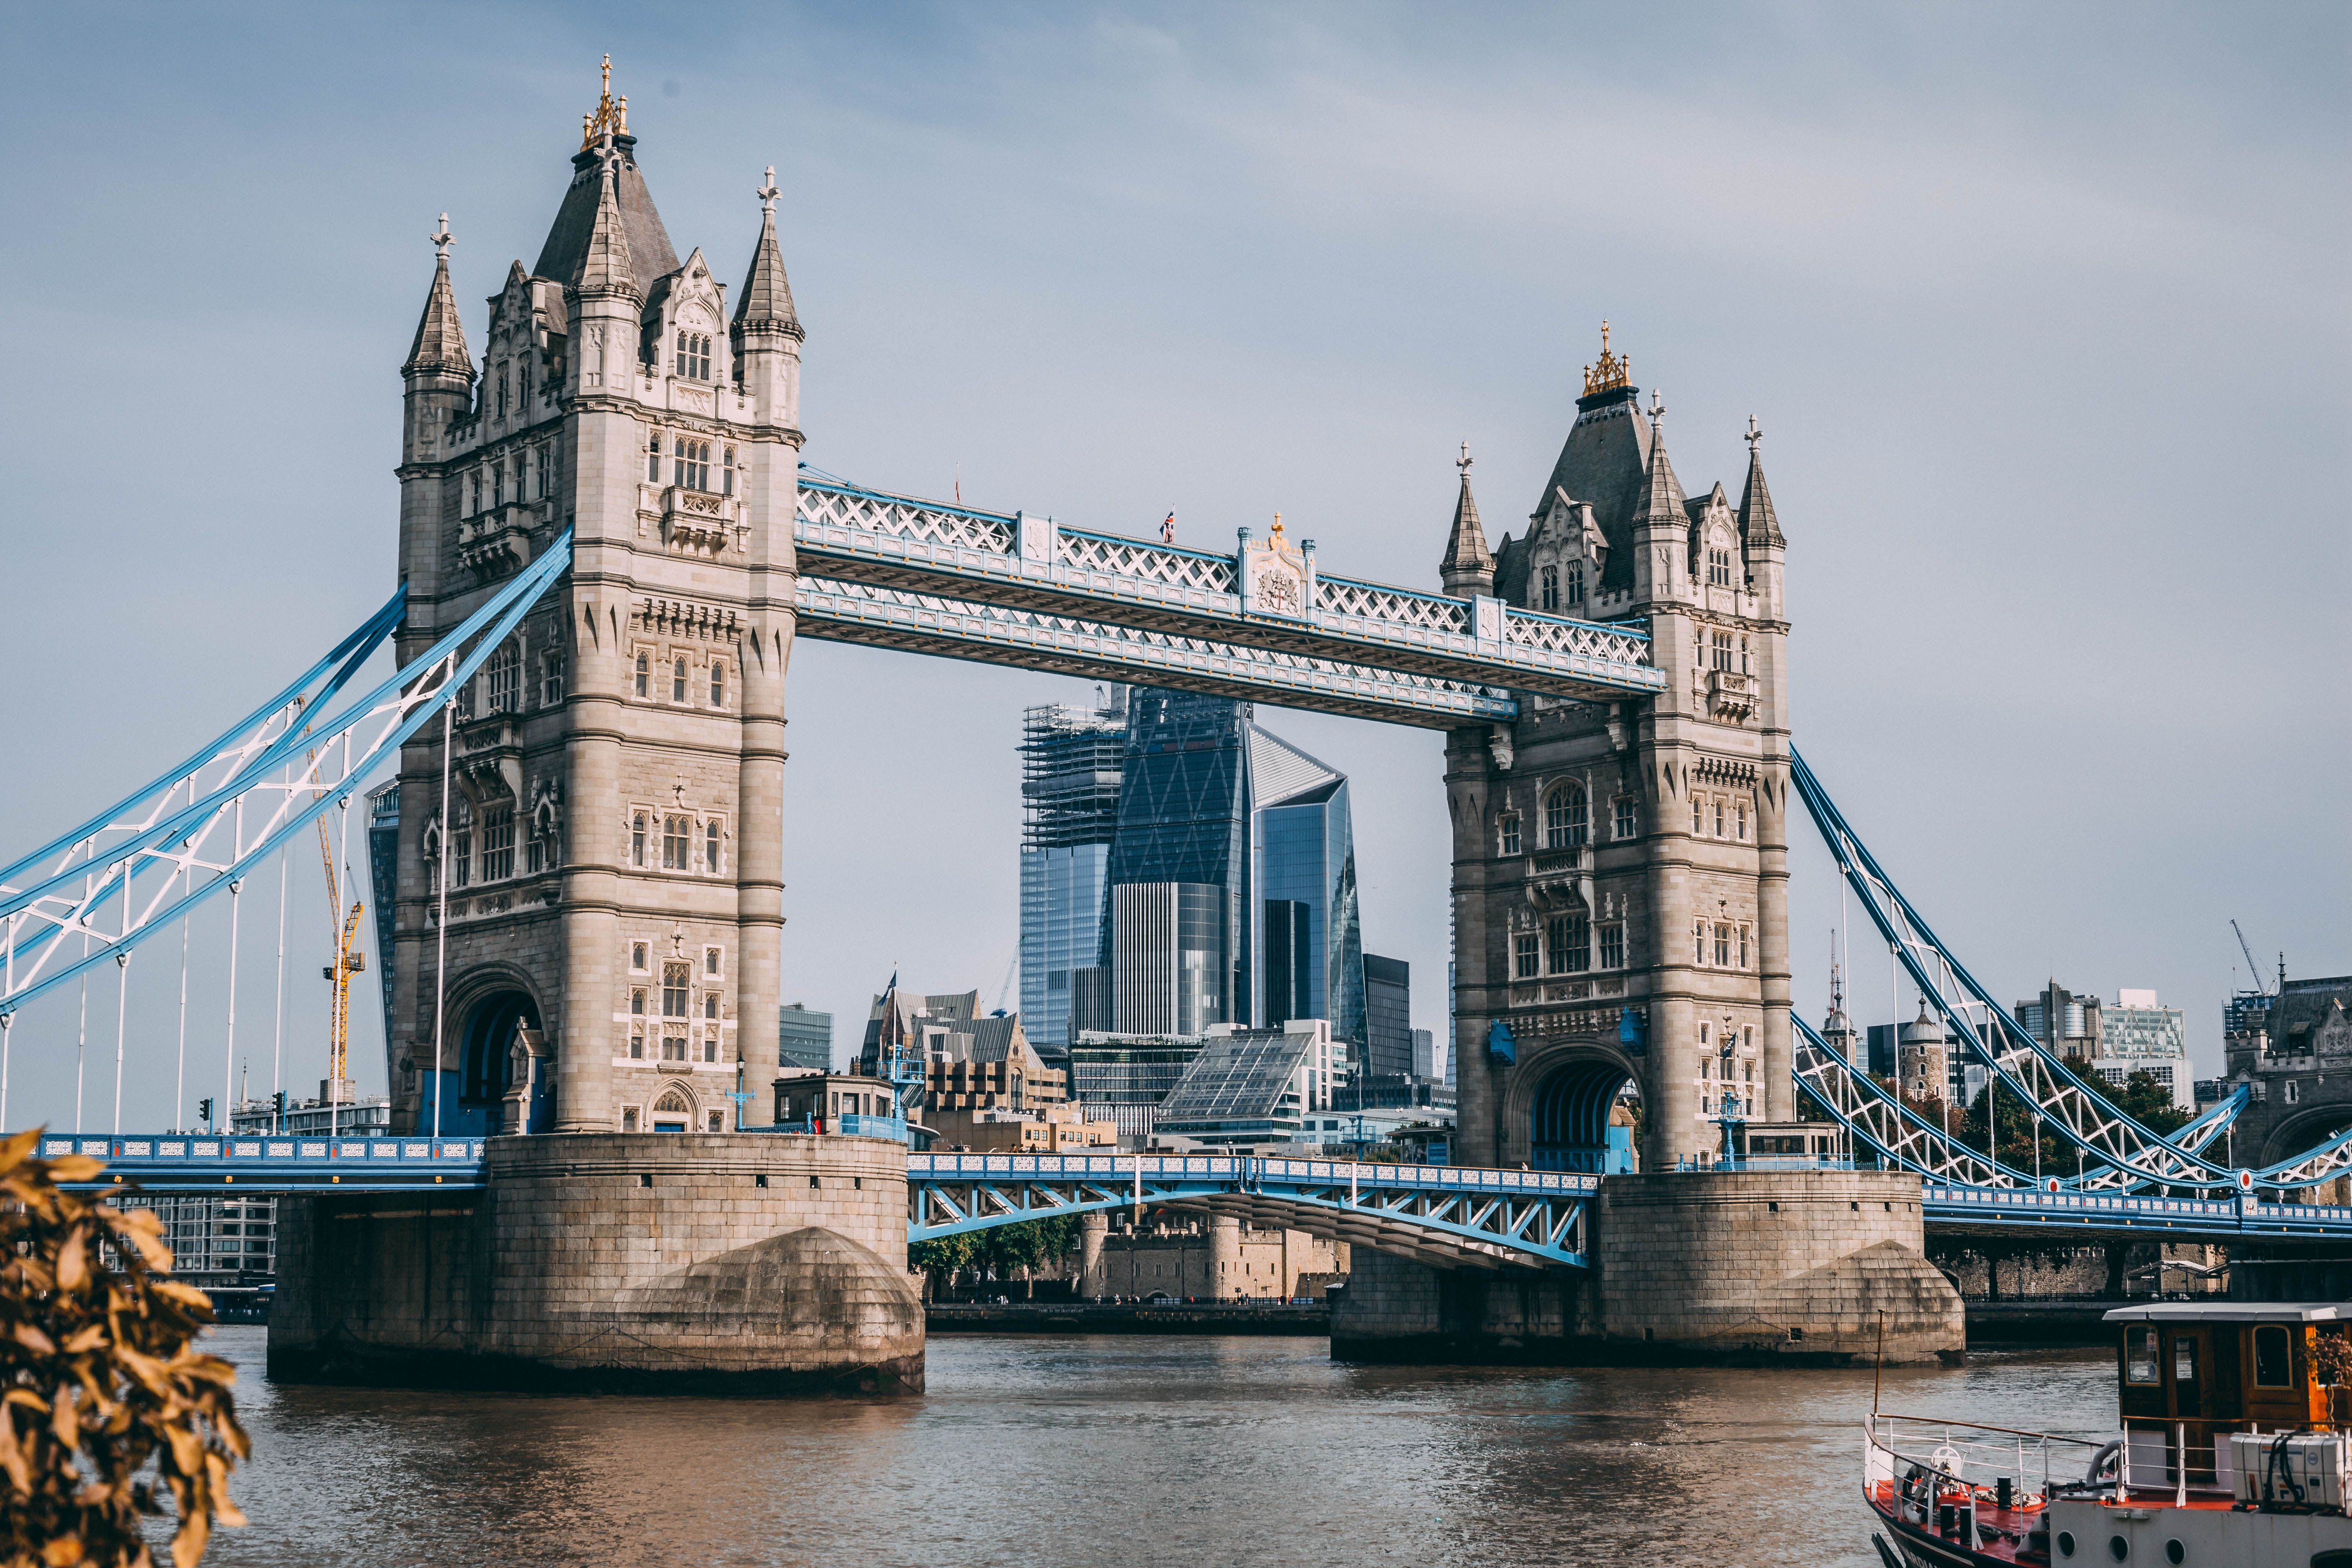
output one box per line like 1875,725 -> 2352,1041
907,1152 -> 1591,1269
1791,745 -> 2352,1194
0,537 -> 574,1016
793,475 -> 1666,708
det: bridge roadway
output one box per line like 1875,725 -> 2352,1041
45,1136 -> 2352,1254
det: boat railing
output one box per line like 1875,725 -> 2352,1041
2117,1414 -> 2247,1505
1866,1413 -> 2108,1516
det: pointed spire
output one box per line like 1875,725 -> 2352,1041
1738,414 -> 1785,548
1629,391 -> 1688,531
403,214 -> 473,379
1439,441 -> 1495,596
733,165 -> 802,338
570,144 -> 637,297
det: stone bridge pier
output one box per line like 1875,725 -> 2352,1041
1332,1168 -> 1963,1365
268,1132 -> 924,1394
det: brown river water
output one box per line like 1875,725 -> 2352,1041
195,1327 -> 2116,1568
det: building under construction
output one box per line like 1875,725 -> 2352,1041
1018,690 -> 1128,1050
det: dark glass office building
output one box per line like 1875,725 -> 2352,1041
1104,690 -> 1252,1033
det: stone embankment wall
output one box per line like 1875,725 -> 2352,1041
1332,1169 -> 1964,1366
270,1132 -> 922,1394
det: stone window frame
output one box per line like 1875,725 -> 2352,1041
1543,781 -> 1587,851
1599,920 -> 1625,971
670,656 -> 689,704
703,945 -> 724,980
628,809 -> 649,868
1498,811 -> 1521,857
1612,795 -> 1638,840
1539,564 -> 1559,611
1512,931 -> 1540,980
620,1105 -> 642,1133
629,941 -> 650,975
704,819 -> 722,874
709,658 -> 727,709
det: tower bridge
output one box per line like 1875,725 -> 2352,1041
6,74 -> 2349,1382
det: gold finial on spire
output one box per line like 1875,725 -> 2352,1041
1582,318 -> 1630,397
581,54 -> 629,150
1271,511 -> 1285,540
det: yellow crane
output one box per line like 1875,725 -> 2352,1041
318,815 -> 364,1099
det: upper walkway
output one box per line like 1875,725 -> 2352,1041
791,476 -> 1666,727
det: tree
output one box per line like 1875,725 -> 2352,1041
0,1128 -> 249,1567
906,1233 -> 975,1298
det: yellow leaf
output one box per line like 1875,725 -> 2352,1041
2,1389 -> 48,1412
0,1408 -> 28,1494
54,1230 -> 86,1294
49,1389 -> 75,1452
169,1511 -> 209,1568
60,1326 -> 104,1355
0,1127 -> 41,1176
11,1324 -> 54,1357
45,1156 -> 103,1184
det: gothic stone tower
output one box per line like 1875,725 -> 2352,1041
387,75 -> 802,1135
1443,331 -> 1791,1171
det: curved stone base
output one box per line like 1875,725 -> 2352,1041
1332,1169 -> 1965,1367
268,1133 -> 924,1395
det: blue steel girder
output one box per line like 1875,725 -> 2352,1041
1,537 -> 574,1015
42,1133 -> 487,1192
1922,1182 -> 2352,1241
906,1153 -> 1592,1269
794,478 -> 1666,707
793,575 -> 1519,728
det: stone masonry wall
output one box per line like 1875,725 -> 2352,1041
271,1132 -> 920,1394
1333,1168 -> 1962,1366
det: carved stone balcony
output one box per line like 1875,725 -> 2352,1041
1707,668 -> 1756,719
455,503 -> 545,585
660,486 -> 742,555
1524,842 -> 1591,910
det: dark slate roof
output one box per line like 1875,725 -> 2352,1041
402,253 -> 472,378
534,137 -> 678,288
735,206 -> 801,335
1510,382 -> 1652,598
1739,444 -> 1785,547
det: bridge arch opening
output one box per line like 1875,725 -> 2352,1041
1529,1056 -> 1639,1173
451,990 -> 540,1133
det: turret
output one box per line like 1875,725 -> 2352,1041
732,166 -> 803,431
1438,443 -> 1493,598
401,215 -> 473,465
1737,415 -> 1786,619
1627,392 -> 1690,606
566,139 -> 640,399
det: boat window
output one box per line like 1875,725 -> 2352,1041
2254,1324 -> 2292,1387
2172,1338 -> 2196,1384
2127,1326 -> 2159,1384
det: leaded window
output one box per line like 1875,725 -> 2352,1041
480,802 -> 515,882
484,641 -> 521,714
709,661 -> 725,707
662,815 -> 690,870
634,651 -> 649,698
1712,630 -> 1734,671
1544,784 -> 1587,850
1708,547 -> 1733,587
1599,921 -> 1625,970
704,820 -> 721,873
451,800 -> 472,889
630,811 -> 647,867
1540,565 -> 1558,612
1513,933 -> 1539,980
541,647 -> 565,706
1613,796 -> 1637,839
1567,562 -> 1584,604
673,436 -> 711,491
648,432 -> 662,483
674,330 -> 711,382
672,658 -> 687,703
1714,923 -> 1731,967
1499,813 -> 1521,856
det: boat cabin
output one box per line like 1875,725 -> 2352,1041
2106,1302 -> 2351,1435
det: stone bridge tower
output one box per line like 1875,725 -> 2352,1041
386,72 -> 802,1135
1443,331 -> 1791,1171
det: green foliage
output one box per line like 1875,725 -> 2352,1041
2107,1070 -> 2193,1137
1955,1068 -> 2191,1173
0,1129 -> 249,1568
910,1217 -> 1082,1289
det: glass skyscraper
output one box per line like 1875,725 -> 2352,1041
1024,686 -> 1370,1056
1105,690 -> 1253,1034
1251,726 -> 1365,1052
1019,692 -> 1129,1050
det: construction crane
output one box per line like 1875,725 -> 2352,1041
2232,919 -> 2272,996
307,733 -> 364,1107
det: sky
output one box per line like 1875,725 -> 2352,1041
0,2 -> 2344,1129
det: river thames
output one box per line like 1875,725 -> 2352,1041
199,1328 -> 2114,1567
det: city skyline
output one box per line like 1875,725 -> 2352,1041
0,5 -> 2344,1130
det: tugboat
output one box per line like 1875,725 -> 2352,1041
1864,1302 -> 2352,1565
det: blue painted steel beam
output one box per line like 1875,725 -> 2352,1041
794,477 -> 1665,705
44,1133 -> 485,1193
1923,1182 -> 2352,1240
793,575 -> 1519,728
